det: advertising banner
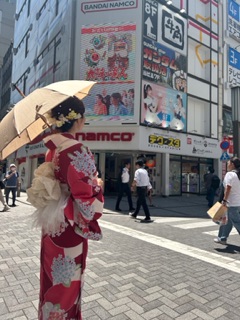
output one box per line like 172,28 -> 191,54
143,38 -> 187,91
228,47 -> 240,87
141,80 -> 187,131
80,22 -> 136,122
81,82 -> 135,122
139,127 -> 221,159
228,0 -> 240,39
80,23 -> 136,83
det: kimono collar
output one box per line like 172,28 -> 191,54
43,133 -> 76,150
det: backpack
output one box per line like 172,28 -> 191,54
211,175 -> 220,189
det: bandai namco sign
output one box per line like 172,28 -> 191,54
76,132 -> 135,141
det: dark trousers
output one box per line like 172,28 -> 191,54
115,183 -> 134,210
206,187 -> 215,207
134,187 -> 150,219
5,187 -> 17,205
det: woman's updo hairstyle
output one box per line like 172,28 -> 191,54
51,96 -> 85,132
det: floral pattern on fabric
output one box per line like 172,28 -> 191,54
51,254 -> 78,286
75,199 -> 94,221
68,147 -> 96,178
37,133 -> 104,320
42,302 -> 67,320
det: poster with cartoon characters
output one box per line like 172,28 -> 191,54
80,23 -> 136,122
141,80 -> 187,131
80,23 -> 136,82
143,38 -> 187,92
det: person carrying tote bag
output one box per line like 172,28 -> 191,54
214,157 -> 240,245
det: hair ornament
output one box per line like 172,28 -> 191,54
55,110 -> 81,127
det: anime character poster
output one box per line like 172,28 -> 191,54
141,80 -> 187,131
80,23 -> 136,122
80,23 -> 136,82
143,38 -> 187,91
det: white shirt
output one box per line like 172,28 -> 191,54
223,171 -> 240,207
134,168 -> 151,188
121,167 -> 130,183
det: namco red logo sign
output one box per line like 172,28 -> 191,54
76,132 -> 134,142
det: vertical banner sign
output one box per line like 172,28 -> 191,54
141,0 -> 187,131
228,47 -> 240,87
143,0 -> 158,41
158,4 -> 187,56
228,0 -> 240,38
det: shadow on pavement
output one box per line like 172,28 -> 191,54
214,244 -> 240,254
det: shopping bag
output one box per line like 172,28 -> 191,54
207,201 -> 227,221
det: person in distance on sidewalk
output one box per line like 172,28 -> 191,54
214,157 -> 240,245
0,167 -> 9,212
115,161 -> 135,212
4,163 -> 19,207
130,160 -> 151,222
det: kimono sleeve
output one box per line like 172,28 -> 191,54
64,144 -> 103,240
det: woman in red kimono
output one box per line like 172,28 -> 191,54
27,97 -> 103,319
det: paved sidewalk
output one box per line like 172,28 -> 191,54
16,192 -> 210,218
3,192 -> 238,320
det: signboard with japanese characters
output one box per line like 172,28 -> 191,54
139,127 -> 221,159
143,37 -> 187,90
228,0 -> 240,39
158,4 -> 187,56
141,0 -> 187,129
143,0 -> 158,41
228,47 -> 240,87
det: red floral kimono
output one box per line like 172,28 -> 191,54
27,133 -> 103,320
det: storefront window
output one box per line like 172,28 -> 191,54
170,155 -> 213,195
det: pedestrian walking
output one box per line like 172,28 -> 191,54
129,160 -> 152,222
4,163 -> 19,207
115,161 -> 135,212
214,157 -> 240,245
27,97 -> 104,319
204,166 -> 220,208
0,167 -> 9,212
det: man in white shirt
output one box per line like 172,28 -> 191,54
115,162 -> 135,212
130,160 -> 151,222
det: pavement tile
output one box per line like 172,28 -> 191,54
2,194 -> 240,319
108,304 -> 130,316
176,312 -> 197,320
192,308 -> 215,320
142,307 -> 164,319
208,306 -> 228,318
97,297 -> 114,311
125,309 -> 145,320
91,305 -> 111,319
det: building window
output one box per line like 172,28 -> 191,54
55,0 -> 59,16
25,34 -> 30,58
27,0 -> 31,17
188,96 -> 210,136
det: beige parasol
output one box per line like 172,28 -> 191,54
0,80 -> 96,160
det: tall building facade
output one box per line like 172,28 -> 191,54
220,0 -> 240,176
11,0 -> 222,196
0,0 -> 16,111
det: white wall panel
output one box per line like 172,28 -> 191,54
211,86 -> 218,103
188,76 -> 210,100
211,103 -> 218,138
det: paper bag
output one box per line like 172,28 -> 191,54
207,201 -> 227,221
